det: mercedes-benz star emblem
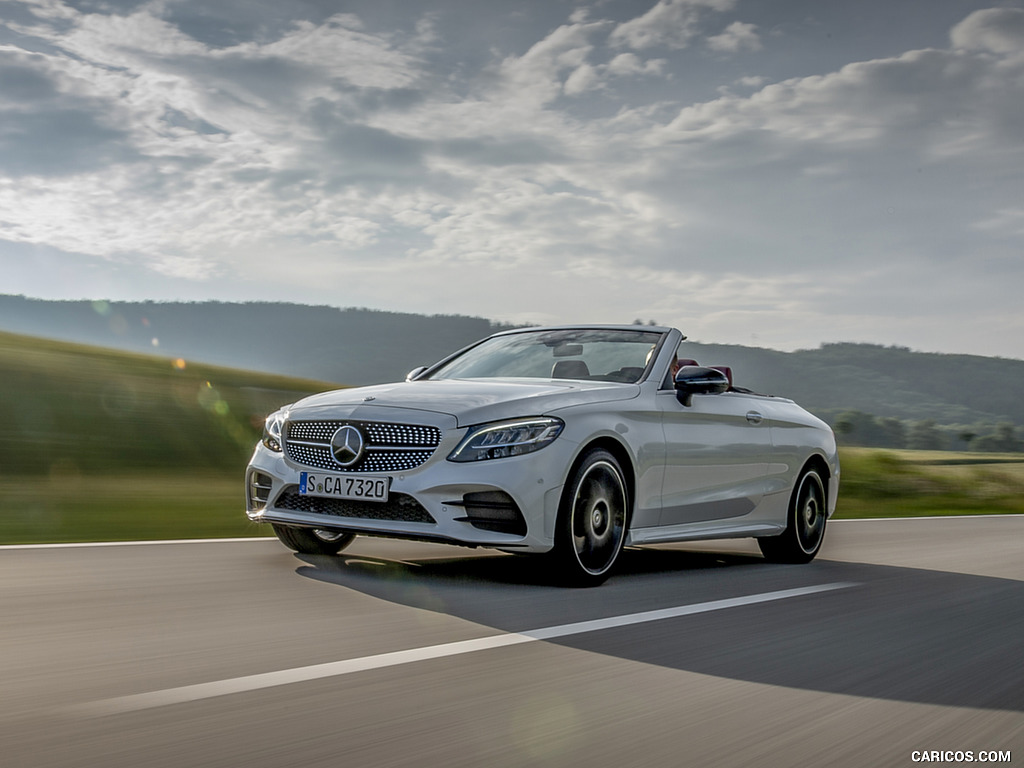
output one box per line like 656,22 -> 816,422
330,425 -> 365,467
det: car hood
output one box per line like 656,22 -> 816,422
288,378 -> 640,427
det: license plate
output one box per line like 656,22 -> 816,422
299,472 -> 389,502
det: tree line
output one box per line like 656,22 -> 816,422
832,410 -> 1022,452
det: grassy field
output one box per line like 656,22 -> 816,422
834,447 -> 1024,518
1,331 -> 1021,545
0,330 -> 334,475
0,473 -> 264,543
3,448 -> 1021,545
0,331 -> 333,544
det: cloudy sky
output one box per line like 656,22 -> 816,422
1,0 -> 1022,358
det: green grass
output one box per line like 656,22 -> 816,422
835,447 -> 1024,518
0,472 -> 266,544
0,331 -> 333,544
0,329 -> 335,476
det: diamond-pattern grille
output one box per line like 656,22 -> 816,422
284,420 -> 442,472
275,488 -> 435,524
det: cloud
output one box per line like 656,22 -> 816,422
609,0 -> 736,51
564,53 -> 667,95
654,44 -> 1024,158
0,1 -> 439,259
496,18 -> 609,105
606,52 -> 667,77
237,16 -> 423,90
706,21 -> 760,53
975,206 -> 1024,238
0,49 -> 137,176
735,75 -> 767,89
951,7 -> 1024,55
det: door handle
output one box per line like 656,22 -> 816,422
746,411 -> 763,425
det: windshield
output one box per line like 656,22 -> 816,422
426,328 -> 665,383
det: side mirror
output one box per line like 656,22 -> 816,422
406,366 -> 428,381
674,365 -> 729,407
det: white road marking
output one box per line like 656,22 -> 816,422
79,582 -> 856,716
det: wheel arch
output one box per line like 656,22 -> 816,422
563,435 -> 637,523
801,452 -> 834,513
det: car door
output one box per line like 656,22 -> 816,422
656,388 -> 771,527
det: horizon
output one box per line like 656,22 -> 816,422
4,292 -> 1023,362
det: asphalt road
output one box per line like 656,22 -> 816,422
1,516 -> 1021,768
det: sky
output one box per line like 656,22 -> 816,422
1,0 -> 1022,358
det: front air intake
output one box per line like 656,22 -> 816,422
451,490 -> 526,536
247,470 -> 274,512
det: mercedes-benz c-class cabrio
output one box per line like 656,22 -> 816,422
246,325 -> 839,585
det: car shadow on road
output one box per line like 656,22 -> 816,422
294,546 -> 1024,713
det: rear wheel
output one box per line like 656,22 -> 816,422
272,524 -> 354,555
759,467 -> 827,564
551,448 -> 629,586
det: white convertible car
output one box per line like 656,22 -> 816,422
246,325 -> 839,585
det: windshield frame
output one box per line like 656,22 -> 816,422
420,326 -> 672,385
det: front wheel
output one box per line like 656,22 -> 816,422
759,467 -> 827,564
550,449 -> 629,586
272,524 -> 354,555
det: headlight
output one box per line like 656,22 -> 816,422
448,417 -> 564,462
262,411 -> 286,452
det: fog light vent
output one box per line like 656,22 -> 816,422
247,471 -> 274,511
452,491 -> 526,536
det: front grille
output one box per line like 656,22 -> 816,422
275,487 -> 436,524
284,420 -> 442,472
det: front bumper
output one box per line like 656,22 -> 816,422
245,433 -> 574,553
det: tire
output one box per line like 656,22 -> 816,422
272,524 -> 354,555
759,467 -> 827,564
551,448 -> 629,586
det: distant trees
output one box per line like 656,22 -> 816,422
834,411 -> 907,449
972,423 -> 1022,453
832,411 -> 1022,453
957,431 -> 977,450
906,419 -> 945,451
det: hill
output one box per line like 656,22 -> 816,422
0,330 -> 343,543
0,295 -> 510,385
682,341 -> 1024,424
1,295 -> 1022,451
0,329 -> 332,477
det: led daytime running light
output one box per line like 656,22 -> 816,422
448,418 -> 564,462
